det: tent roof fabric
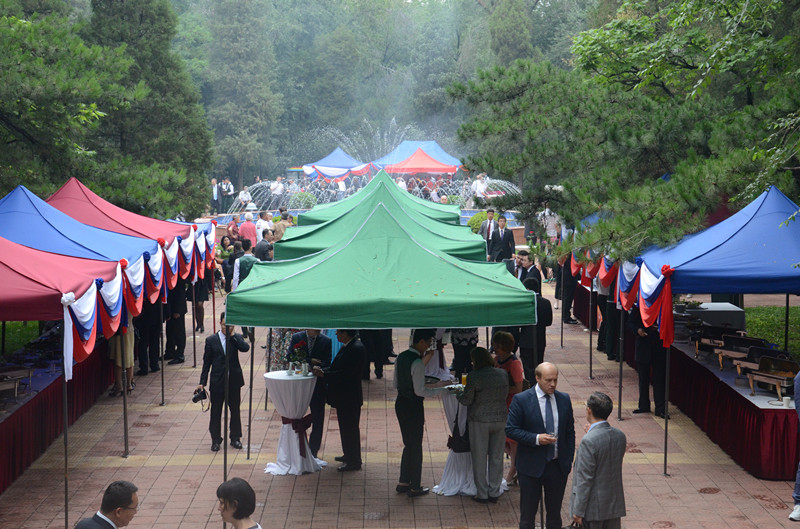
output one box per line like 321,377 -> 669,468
302,147 -> 363,171
0,185 -> 159,262
0,236 -> 119,321
226,203 -> 535,329
371,141 -> 461,167
641,186 -> 800,294
297,170 -> 461,226
47,178 -> 194,245
275,184 -> 485,261
383,148 -> 459,175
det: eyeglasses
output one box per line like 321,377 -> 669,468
122,504 -> 139,512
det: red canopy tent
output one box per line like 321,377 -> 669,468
383,148 -> 459,175
0,237 -> 119,323
47,178 -> 215,286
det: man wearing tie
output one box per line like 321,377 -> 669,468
488,215 -> 515,262
287,329 -> 331,457
478,208 -> 496,261
312,329 -> 367,471
506,362 -> 575,529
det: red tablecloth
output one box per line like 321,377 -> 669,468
0,344 -> 112,494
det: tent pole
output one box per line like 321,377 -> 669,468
785,294 -> 790,352
121,328 -> 130,458
560,262 -> 565,348
223,324 -> 230,482
247,329 -> 255,460
588,280 -> 594,379
212,276 -> 217,335
617,308 -> 625,422
663,345 -> 671,476
62,325 -> 69,529
265,329 -> 272,411
159,297 -> 165,406
191,281 -> 197,368
2,321 -> 5,357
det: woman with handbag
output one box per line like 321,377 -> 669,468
457,346 -> 509,503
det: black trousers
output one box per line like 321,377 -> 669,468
604,302 -> 621,360
308,380 -> 327,457
451,344 -> 474,377
336,403 -> 362,466
519,461 -> 569,529
518,346 -> 540,383
137,321 -> 161,372
209,387 -> 242,444
165,315 -> 185,360
637,350 -> 667,414
395,396 -> 424,488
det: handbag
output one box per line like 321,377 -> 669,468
446,406 -> 470,453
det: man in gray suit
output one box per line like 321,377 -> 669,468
570,392 -> 627,529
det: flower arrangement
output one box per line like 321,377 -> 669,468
289,340 -> 308,364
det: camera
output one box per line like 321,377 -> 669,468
192,388 -> 208,403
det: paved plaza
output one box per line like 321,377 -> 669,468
0,283 -> 796,529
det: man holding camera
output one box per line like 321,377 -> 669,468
197,311 -> 250,451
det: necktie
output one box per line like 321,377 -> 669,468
488,221 -> 493,239
500,229 -> 504,240
545,394 -> 555,461
309,335 -> 316,354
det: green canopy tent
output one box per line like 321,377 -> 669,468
298,170 -> 461,226
227,203 -> 536,328
275,184 -> 485,261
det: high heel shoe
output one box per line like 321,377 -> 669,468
109,387 -> 122,397
506,473 -> 518,486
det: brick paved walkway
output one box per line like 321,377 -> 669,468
0,282 -> 795,528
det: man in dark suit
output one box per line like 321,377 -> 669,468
478,208 -> 496,260
75,480 -> 139,529
570,392 -> 627,529
518,278 -> 553,382
519,252 -> 541,284
488,215 -> 515,262
287,329 -> 332,457
626,306 -> 667,417
134,298 -> 161,376
197,311 -> 250,451
506,362 -> 575,529
165,276 -> 187,364
312,329 -> 367,471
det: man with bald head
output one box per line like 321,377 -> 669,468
506,362 -> 575,529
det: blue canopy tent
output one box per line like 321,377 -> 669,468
302,147 -> 370,181
637,185 -> 800,348
0,185 -> 159,263
371,140 -> 461,168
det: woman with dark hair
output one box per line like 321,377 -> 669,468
216,477 -> 261,529
457,346 -> 509,503
493,330 -> 524,485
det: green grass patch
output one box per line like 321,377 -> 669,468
744,306 -> 800,358
1,321 -> 41,360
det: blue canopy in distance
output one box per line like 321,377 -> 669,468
372,141 -> 461,167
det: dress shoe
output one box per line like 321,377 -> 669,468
136,370 -> 148,377
149,365 -> 160,373
472,496 -> 489,504
337,463 -> 361,472
564,318 -> 579,325
407,487 -> 429,498
211,442 -> 220,452
488,496 -> 499,503
334,455 -> 346,462
168,358 -> 184,365
388,352 -> 398,357
375,372 -> 383,379
789,504 -> 800,521
395,484 -> 410,493
655,411 -> 670,419
632,408 -> 650,414
231,439 -> 243,449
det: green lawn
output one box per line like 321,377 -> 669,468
0,321 -> 41,360
744,306 -> 800,358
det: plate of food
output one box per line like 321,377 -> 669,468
424,376 -> 440,384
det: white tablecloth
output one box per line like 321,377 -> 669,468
263,371 -> 327,475
433,391 -> 508,496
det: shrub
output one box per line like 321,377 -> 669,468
288,191 -> 317,209
744,306 -> 800,359
467,211 -> 487,234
